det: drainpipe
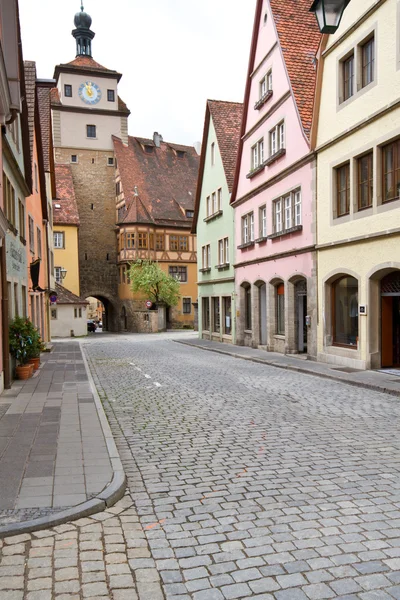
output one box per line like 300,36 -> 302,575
1,243 -> 10,388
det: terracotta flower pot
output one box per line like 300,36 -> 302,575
15,364 -> 32,380
28,357 -> 40,371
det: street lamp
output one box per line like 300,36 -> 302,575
310,0 -> 351,34
60,267 -> 67,280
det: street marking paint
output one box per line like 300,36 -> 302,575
236,468 -> 247,478
144,518 -> 166,530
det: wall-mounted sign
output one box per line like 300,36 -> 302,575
359,305 -> 367,315
50,294 -> 57,304
145,300 -> 153,309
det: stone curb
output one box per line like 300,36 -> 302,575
0,343 -> 127,539
174,339 -> 400,398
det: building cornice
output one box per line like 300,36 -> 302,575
51,104 -> 130,118
322,0 -> 387,59
54,65 -> 122,82
317,226 -> 400,251
243,90 -> 291,143
197,276 -> 235,286
232,151 -> 316,208
234,244 -> 315,269
316,97 -> 400,154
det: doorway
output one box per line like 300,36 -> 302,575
120,306 -> 127,331
259,284 -> 267,345
381,272 -> 400,367
296,280 -> 307,353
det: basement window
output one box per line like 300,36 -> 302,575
107,157 -> 114,166
71,155 -> 78,163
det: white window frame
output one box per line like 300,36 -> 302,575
242,212 -> 254,244
274,199 -> 282,233
212,192 -> 217,214
54,231 -> 64,249
259,205 -> 267,237
269,121 -> 285,156
54,266 -> 62,284
206,195 -> 211,217
259,70 -> 272,98
202,244 -> 211,269
273,189 -> 301,233
218,239 -> 224,265
224,237 -> 229,264
217,188 -> 222,211
251,138 -> 264,170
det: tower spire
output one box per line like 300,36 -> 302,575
72,3 -> 95,58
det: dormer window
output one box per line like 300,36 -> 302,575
176,150 -> 185,159
186,210 -> 194,218
145,145 -> 153,154
64,84 -> 72,98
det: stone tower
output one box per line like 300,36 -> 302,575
51,4 -> 130,330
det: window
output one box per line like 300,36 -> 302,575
179,236 -> 188,251
206,196 -> 211,217
217,188 -> 222,211
156,234 -> 164,250
169,235 -> 178,251
183,298 -> 191,314
3,173 -> 16,227
202,297 -> 210,330
251,138 -> 264,170
270,122 -> 285,156
358,152 -> 373,209
37,227 -> 42,259
202,244 -> 211,269
336,163 -> 350,216
276,283 -> 285,335
273,190 -> 301,234
382,139 -> 400,202
107,89 -> 115,102
14,283 -> 18,317
259,205 -> 267,238
145,145 -> 153,154
169,266 -> 187,282
211,192 -> 217,214
107,157 -> 114,166
34,163 -> 38,192
116,181 -> 121,195
211,142 -> 215,165
361,37 -> 374,88
212,297 -> 220,333
223,297 -> 232,335
186,210 -> 194,218
241,212 -> 254,244
54,231 -> 64,248
74,308 -> 77,318
64,84 -> 72,97
260,70 -> 272,98
29,216 -> 34,252
218,237 -> 229,265
138,233 -> 148,249
333,276 -> 358,347
86,124 -> 96,138
19,199 -> 25,239
22,285 -> 27,317
176,150 -> 185,159
71,155 -> 78,163
342,53 -> 354,101
126,232 -> 135,248
54,267 -> 62,284
245,285 -> 252,330
51,308 -> 57,320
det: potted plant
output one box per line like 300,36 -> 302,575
9,316 -> 33,379
26,321 -> 46,371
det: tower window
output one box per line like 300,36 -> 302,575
64,84 -> 72,97
91,203 -> 94,210
107,157 -> 114,166
107,89 -> 115,102
86,124 -> 96,138
71,155 -> 78,163
91,158 -> 95,164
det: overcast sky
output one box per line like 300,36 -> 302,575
19,0 -> 256,147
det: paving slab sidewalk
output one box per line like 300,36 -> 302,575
0,341 -> 125,536
176,336 -> 400,396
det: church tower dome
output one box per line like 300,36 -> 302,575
72,3 -> 95,57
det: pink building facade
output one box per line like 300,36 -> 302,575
231,0 -> 321,357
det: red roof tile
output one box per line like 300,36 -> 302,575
113,135 -> 199,228
208,100 -> 243,192
55,282 -> 88,305
54,164 -> 80,226
50,87 -> 61,105
23,61 -> 36,162
269,0 -> 321,139
54,56 -> 122,81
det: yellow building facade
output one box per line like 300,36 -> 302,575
315,0 -> 400,369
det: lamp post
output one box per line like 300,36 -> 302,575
60,267 -> 67,280
310,0 -> 351,34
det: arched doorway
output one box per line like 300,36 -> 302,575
84,293 -> 118,332
120,306 -> 127,331
295,279 -> 307,353
381,271 -> 400,367
258,282 -> 267,346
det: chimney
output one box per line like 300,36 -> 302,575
194,141 -> 202,155
153,132 -> 163,148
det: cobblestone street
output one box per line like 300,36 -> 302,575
3,334 -> 400,599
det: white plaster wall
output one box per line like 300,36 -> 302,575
57,72 -> 118,111
51,304 -> 88,337
56,110 -> 123,151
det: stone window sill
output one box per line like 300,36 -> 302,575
255,236 -> 268,244
254,90 -> 273,110
216,263 -> 230,271
274,334 -> 285,340
204,210 -> 223,223
268,225 -> 302,239
246,164 -> 265,179
199,267 -> 211,273
264,148 -> 286,167
20,236 -> 26,246
237,241 -> 255,249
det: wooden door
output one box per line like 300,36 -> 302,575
381,296 -> 393,367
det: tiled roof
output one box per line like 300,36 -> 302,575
37,84 -> 52,172
208,100 -> 243,192
54,56 -> 122,81
54,282 -> 88,305
50,87 -> 61,105
113,135 -> 199,228
23,61 -> 36,162
117,96 -> 130,115
269,0 -> 321,139
54,164 -> 80,226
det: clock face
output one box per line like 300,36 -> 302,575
78,81 -> 102,105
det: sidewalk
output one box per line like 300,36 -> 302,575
0,341 -> 125,537
176,336 -> 400,396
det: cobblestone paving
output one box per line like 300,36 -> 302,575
3,336 -> 400,599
